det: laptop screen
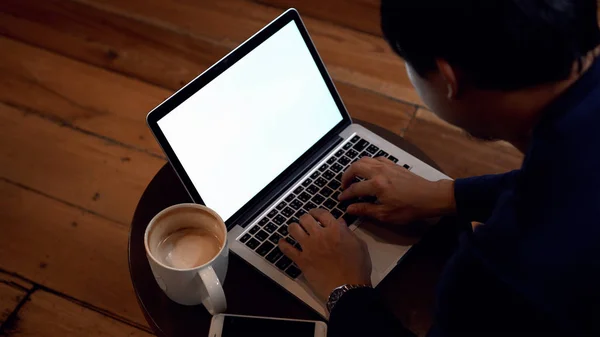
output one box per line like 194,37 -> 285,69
157,21 -> 344,221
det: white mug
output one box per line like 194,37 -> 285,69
144,203 -> 228,315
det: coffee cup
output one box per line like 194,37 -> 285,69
144,203 -> 228,314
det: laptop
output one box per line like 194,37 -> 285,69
146,9 -> 449,318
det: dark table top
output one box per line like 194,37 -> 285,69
129,120 -> 458,337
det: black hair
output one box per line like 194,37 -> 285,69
381,0 -> 600,90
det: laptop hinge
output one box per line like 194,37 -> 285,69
229,134 -> 343,229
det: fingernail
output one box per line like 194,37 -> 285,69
337,192 -> 344,200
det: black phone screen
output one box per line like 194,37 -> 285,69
221,315 -> 316,337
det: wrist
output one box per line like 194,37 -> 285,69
326,284 -> 372,313
432,179 -> 456,216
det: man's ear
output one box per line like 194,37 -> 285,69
436,59 -> 459,99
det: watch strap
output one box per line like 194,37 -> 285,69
326,284 -> 372,313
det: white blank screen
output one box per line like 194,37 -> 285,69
157,21 -> 343,221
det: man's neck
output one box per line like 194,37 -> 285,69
499,47 -> 600,152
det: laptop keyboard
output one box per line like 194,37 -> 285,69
238,134 -> 412,279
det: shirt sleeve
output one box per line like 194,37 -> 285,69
328,287 -> 416,337
453,170 -> 520,223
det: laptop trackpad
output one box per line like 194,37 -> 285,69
354,221 -> 421,286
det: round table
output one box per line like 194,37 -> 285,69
129,120 -> 458,337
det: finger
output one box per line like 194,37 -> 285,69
309,208 -> 338,227
374,156 -> 392,164
288,222 -> 308,244
341,158 -> 377,189
299,213 -> 321,235
338,180 -> 377,200
471,221 -> 484,230
347,202 -> 387,219
278,239 -> 301,262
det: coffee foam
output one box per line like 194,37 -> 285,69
156,228 -> 221,269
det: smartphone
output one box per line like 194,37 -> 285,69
209,314 -> 327,337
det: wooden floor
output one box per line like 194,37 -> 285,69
0,1 -> 523,335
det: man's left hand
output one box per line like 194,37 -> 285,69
278,208 -> 372,302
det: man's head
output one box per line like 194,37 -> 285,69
381,0 -> 600,140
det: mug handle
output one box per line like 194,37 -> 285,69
197,266 -> 227,315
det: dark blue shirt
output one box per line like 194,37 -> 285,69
328,60 -> 600,336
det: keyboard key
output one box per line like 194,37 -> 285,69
328,180 -> 341,190
240,234 -> 251,243
350,135 -> 360,143
273,215 -> 286,226
277,225 -> 289,236
249,225 -> 260,235
335,173 -> 343,182
287,217 -> 299,225
269,233 -> 282,245
246,238 -> 260,250
339,156 -> 350,166
323,170 -> 335,180
339,198 -> 358,212
256,242 -> 274,256
276,201 -> 287,210
295,209 -> 307,218
282,207 -> 295,217
335,150 -> 345,157
327,156 -> 337,165
388,156 -> 399,163
375,149 -> 389,158
302,178 -> 312,187
366,145 -> 380,154
303,201 -> 318,211
285,194 -> 295,202
285,265 -> 302,279
403,164 -> 411,170
293,186 -> 304,194
256,230 -> 269,241
290,200 -> 303,210
267,209 -> 278,218
285,237 -> 296,246
360,151 -> 371,158
342,213 -> 358,225
318,164 -> 328,172
310,171 -> 320,179
331,163 -> 344,173
323,198 -> 338,210
343,142 -> 353,150
331,208 -> 343,219
298,192 -> 311,202
331,190 -> 341,200
353,139 -> 370,152
346,149 -> 359,159
259,217 -> 269,226
320,187 -> 334,197
306,184 -> 319,194
275,256 -> 293,270
311,194 -> 325,204
315,177 -> 328,187
266,247 -> 284,263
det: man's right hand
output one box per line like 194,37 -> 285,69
338,157 -> 456,225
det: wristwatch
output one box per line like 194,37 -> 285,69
326,284 -> 372,313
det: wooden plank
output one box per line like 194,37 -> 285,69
73,0 -> 421,105
0,2 -> 415,138
255,0 -> 381,36
0,283 -> 27,329
3,290 -> 152,336
404,109 -> 524,179
0,180 -> 149,328
0,36 -> 168,155
0,272 -> 34,292
0,102 -> 165,225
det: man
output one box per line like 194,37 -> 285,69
277,0 -> 600,336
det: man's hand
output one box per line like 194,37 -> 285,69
278,209 -> 372,302
339,157 -> 456,225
